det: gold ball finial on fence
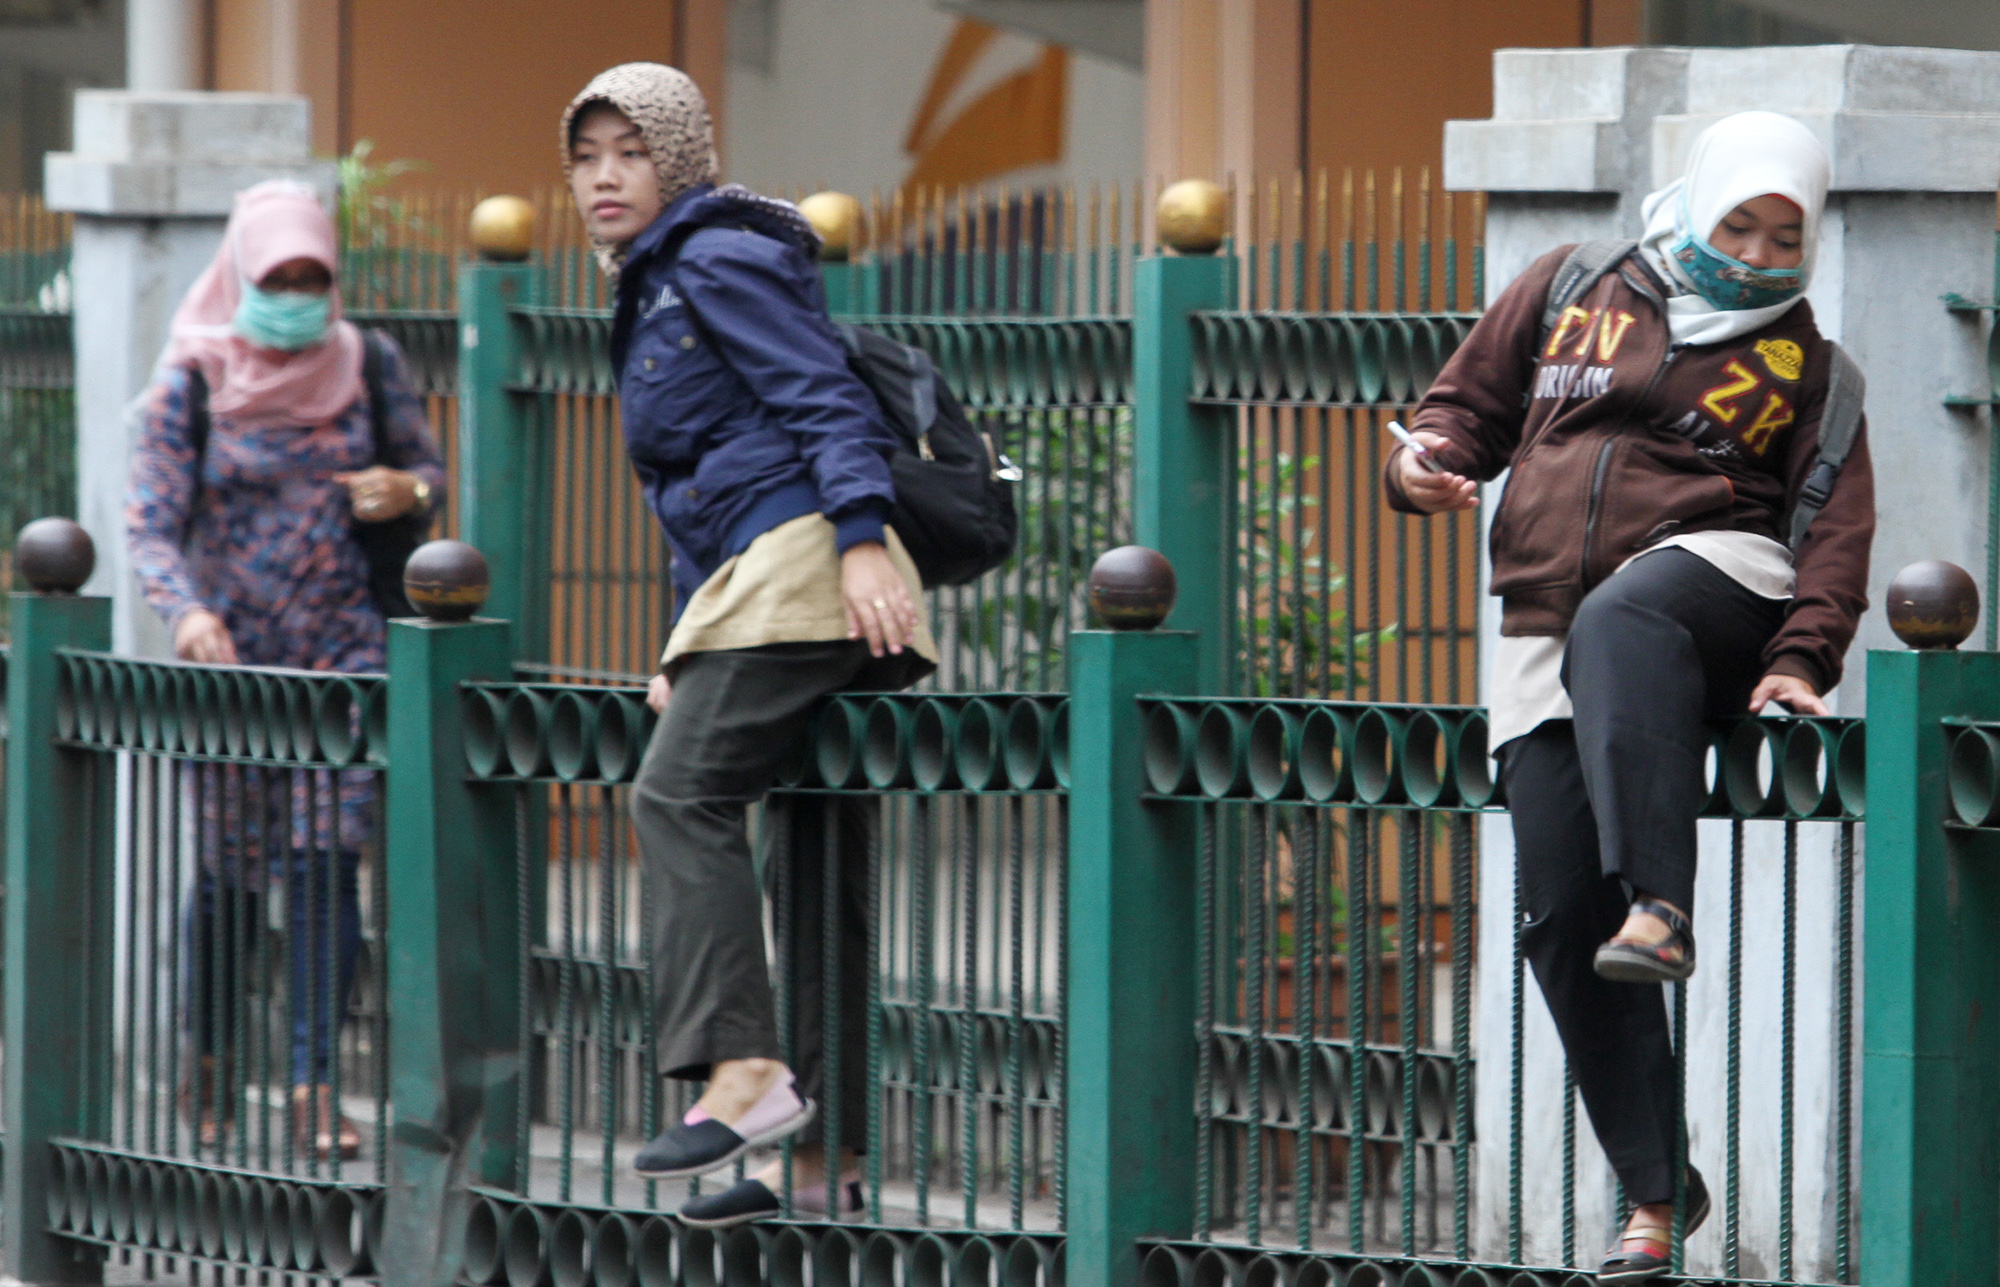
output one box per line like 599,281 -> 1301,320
13,517 -> 94,594
1887,560 -> 1980,650
470,196 -> 536,262
1088,545 -> 1178,630
1157,179 -> 1228,256
799,192 -> 863,262
403,540 -> 491,622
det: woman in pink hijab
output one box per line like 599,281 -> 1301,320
126,180 -> 445,1160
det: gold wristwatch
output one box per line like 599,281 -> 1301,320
412,476 -> 432,511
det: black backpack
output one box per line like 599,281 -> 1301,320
830,322 -> 1019,586
660,220 -> 1019,588
185,329 -> 426,617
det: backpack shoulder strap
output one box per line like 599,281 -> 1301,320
184,364 -> 210,465
360,328 -> 391,464
1538,240 -> 1639,353
1789,342 -> 1865,550
182,364 -> 210,543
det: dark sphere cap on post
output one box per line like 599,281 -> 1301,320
14,517 -> 95,593
1088,545 -> 1177,630
403,540 -> 491,622
1887,559 -> 1980,649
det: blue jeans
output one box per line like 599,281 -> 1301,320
185,847 -> 362,1086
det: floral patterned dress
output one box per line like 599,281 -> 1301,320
126,333 -> 447,871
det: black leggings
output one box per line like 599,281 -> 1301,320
1500,548 -> 1783,1205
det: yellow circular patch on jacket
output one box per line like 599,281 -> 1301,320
1757,338 -> 1804,382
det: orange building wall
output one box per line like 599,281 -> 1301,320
344,0 -> 727,197
1304,0 -> 1585,181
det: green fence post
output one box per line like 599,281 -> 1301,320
381,581 -> 518,1287
1132,240 -> 1234,696
2,539 -> 109,1286
457,254 -> 547,660
1862,636 -> 2000,1287
1067,625 -> 1199,1287
820,258 -> 856,318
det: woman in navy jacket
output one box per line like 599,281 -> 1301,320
561,63 -> 935,1227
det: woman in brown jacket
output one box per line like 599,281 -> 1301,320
1386,112 -> 1873,1282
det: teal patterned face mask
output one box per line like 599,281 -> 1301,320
233,284 -> 332,350
1669,193 -> 1803,312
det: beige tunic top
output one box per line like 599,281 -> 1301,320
1487,530 -> 1795,752
660,513 -> 938,676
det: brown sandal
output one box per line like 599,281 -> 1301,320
1594,898 -> 1696,983
291,1085 -> 361,1160
177,1055 -> 234,1150
1597,1169 -> 1710,1283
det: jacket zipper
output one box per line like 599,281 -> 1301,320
1580,338 -> 1682,585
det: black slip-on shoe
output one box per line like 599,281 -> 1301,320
632,1086 -> 817,1180
679,1179 -> 783,1229
678,1175 -> 865,1229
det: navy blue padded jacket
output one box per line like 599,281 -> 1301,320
609,183 -> 897,620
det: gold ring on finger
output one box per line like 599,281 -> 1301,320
872,598 -> 888,610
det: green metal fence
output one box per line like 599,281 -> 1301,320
0,196 -> 75,639
454,684 -> 1067,1254
1128,698 -> 1859,1286
5,535 -> 1996,1287
33,651 -> 390,1281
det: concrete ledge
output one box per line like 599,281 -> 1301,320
1654,110 -> 2000,191
1452,43 -> 2000,196
68,91 -> 312,164
1443,119 -> 1621,192
44,156 -> 338,217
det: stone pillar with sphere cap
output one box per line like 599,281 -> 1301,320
380,537 -> 522,1285
457,197 -> 543,660
1443,46 -> 2000,1272
41,91 -> 337,657
1066,544 -> 1197,1287
1134,179 -> 1234,696
2,519 -> 111,1286
1862,560 -> 2000,1287
799,191 -> 863,315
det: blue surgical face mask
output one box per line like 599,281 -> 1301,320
233,284 -> 332,350
1670,194 -> 1804,311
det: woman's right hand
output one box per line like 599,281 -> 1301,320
1395,431 -> 1479,513
646,672 -> 671,713
174,609 -> 239,664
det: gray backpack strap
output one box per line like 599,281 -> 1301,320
1538,240 -> 1639,352
1789,343 -> 1865,550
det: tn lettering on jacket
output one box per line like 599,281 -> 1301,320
1530,304 -> 1635,403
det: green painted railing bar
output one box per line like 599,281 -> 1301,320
1861,646 -> 2000,1287
1065,628 -> 1198,1287
458,260 -> 549,659
3,590 -> 111,1287
1134,254 -> 1234,697
383,613 -> 520,1287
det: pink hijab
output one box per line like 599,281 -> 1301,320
163,181 -> 364,429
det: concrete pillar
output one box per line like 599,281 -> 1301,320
42,91 -> 335,656
125,0 -> 204,92
1443,44 -> 2000,1276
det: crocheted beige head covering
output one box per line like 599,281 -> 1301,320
561,63 -> 719,276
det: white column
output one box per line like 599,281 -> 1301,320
1443,44 -> 2000,1277
125,0 -> 203,92
43,91 -> 336,656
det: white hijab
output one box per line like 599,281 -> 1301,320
1638,111 -> 1831,347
